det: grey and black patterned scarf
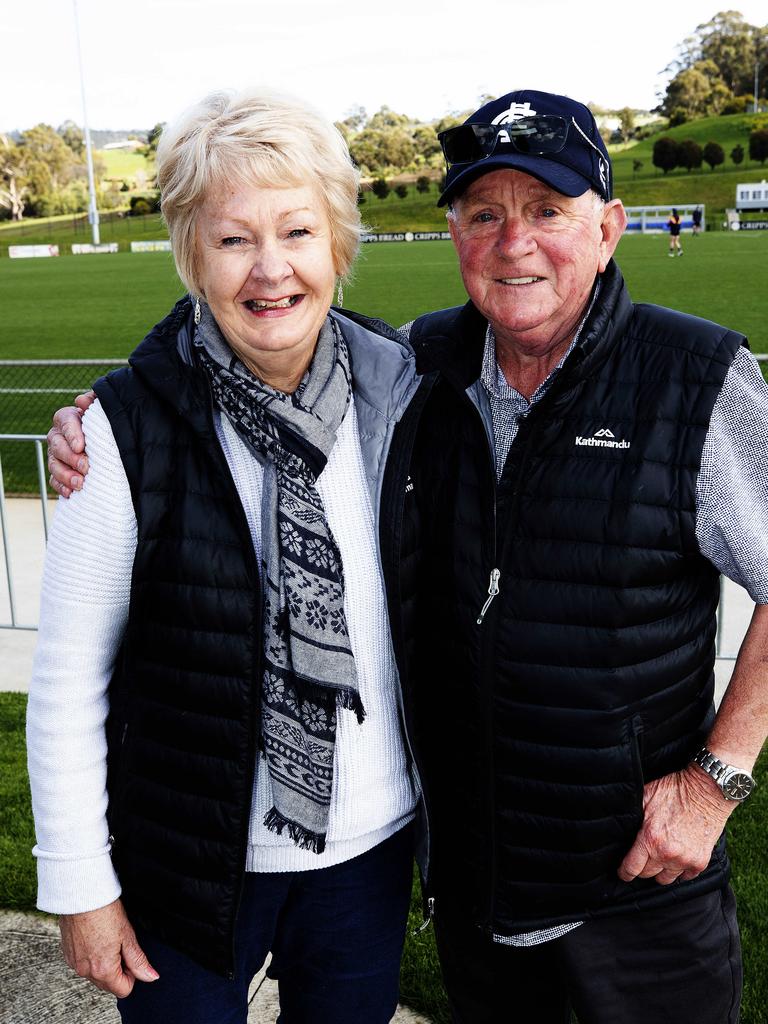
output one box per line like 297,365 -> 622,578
194,304 -> 361,853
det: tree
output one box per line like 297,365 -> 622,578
661,62 -> 731,122
617,107 -> 635,140
367,106 -> 410,131
371,178 -> 390,200
341,105 -> 367,133
416,175 -> 431,193
632,159 -> 643,178
412,125 -> 441,162
21,123 -> 79,196
697,10 -> 758,94
652,136 -> 679,174
349,128 -> 415,174
661,11 -> 761,106
143,122 -> 166,159
678,139 -> 703,172
730,143 -> 745,165
702,141 -> 725,170
58,120 -> 84,156
394,183 -> 408,199
749,129 -> 768,165
0,134 -> 29,220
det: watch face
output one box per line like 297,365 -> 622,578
722,772 -> 754,801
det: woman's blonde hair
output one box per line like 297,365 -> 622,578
155,89 -> 362,295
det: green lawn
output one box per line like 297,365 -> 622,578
3,690 -> 765,1022
0,233 -> 765,492
97,148 -> 150,183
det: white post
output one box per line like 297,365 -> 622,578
72,0 -> 100,246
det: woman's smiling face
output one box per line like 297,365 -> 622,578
195,182 -> 337,386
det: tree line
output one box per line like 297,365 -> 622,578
652,128 -> 768,174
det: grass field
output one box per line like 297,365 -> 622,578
0,232 -> 765,491
97,148 -> 150,183
2,690 -> 766,1023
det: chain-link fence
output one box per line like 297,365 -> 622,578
0,360 -> 127,494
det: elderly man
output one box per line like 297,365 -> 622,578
399,89 -> 768,1024
47,90 -> 767,1024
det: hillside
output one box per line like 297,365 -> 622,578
610,112 -> 768,218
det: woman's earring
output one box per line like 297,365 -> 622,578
194,297 -> 201,325
336,280 -> 344,308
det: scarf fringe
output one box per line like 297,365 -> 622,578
263,806 -> 327,854
337,688 -> 366,725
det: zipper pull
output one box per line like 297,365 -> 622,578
477,568 -> 501,624
413,897 -> 435,935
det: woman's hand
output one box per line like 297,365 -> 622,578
47,391 -> 95,496
59,898 -> 159,997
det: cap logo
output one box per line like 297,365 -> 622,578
598,157 -> 608,192
491,102 -> 537,145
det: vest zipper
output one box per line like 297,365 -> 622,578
476,568 -> 501,624
480,401 -> 546,930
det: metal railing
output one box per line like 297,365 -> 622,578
0,435 -> 49,630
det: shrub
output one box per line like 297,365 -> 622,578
394,184 -> 408,199
652,136 -> 679,175
128,193 -> 160,216
130,198 -> 152,216
749,130 -> 768,165
678,139 -> 703,173
416,176 -> 431,194
371,178 -> 390,200
703,141 -> 725,171
731,144 -> 745,166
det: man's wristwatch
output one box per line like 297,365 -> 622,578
691,747 -> 756,802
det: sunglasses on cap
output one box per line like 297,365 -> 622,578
438,115 -> 603,168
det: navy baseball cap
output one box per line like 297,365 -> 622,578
437,89 -> 612,207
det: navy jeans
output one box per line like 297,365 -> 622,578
117,824 -> 414,1024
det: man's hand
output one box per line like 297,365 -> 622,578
47,392 -> 95,496
59,898 -> 159,998
618,765 -> 734,886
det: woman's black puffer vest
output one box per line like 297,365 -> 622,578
405,260 -> 745,935
95,300 -> 262,977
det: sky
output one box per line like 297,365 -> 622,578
1,0 -> 766,133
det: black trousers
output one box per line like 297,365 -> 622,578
433,886 -> 742,1024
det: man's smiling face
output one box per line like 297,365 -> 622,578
448,169 -> 625,360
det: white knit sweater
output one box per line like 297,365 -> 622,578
27,397 -> 416,915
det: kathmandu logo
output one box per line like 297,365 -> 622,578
574,427 -> 631,450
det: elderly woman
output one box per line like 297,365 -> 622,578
27,89 -> 425,1024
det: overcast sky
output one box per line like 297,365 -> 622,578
1,1 -> 766,132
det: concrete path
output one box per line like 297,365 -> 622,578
0,911 -> 429,1023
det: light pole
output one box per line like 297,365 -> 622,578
72,0 -> 100,245
755,59 -> 760,115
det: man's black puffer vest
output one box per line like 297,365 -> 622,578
94,299 -> 262,977
407,260 -> 746,934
